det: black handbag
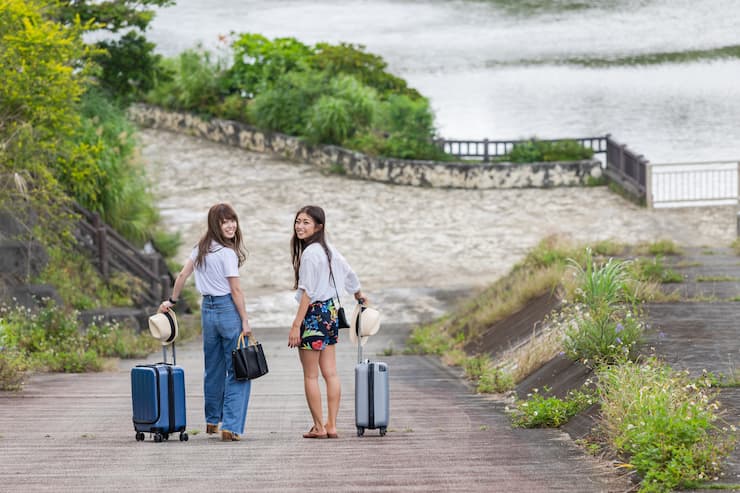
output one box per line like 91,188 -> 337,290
330,270 -> 351,329
336,305 -> 350,329
232,334 -> 269,381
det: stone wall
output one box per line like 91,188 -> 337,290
128,104 -> 602,189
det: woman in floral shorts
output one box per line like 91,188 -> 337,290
288,205 -> 367,439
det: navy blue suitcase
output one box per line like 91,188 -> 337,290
131,345 -> 188,442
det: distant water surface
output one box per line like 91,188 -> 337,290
144,0 -> 740,162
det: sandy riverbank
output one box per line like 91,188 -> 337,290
139,128 -> 737,328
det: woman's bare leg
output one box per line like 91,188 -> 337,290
299,349 -> 326,434
319,345 -> 340,436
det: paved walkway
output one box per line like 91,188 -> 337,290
646,247 -> 740,489
0,322 -> 633,492
2,129 -> 737,491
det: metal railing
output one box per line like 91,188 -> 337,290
604,135 -> 648,199
436,136 -> 608,162
646,161 -> 740,208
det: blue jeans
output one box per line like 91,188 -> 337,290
201,294 -> 251,435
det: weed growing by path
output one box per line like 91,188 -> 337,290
563,250 -> 644,364
637,239 -> 683,256
597,357 -> 736,492
512,386 -> 595,428
0,303 -> 159,389
629,256 -> 683,284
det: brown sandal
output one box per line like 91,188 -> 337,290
302,427 -> 328,439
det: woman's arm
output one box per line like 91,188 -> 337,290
159,258 -> 194,313
288,290 -> 311,348
228,276 -> 252,337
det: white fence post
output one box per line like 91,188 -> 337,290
645,163 -> 653,209
736,162 -> 740,237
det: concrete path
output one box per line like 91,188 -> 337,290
0,322 -> 633,492
646,247 -> 740,488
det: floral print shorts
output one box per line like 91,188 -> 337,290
300,298 -> 339,351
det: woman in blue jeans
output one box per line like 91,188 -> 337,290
159,203 -> 252,441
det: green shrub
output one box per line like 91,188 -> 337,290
0,347 -> 28,391
147,47 -> 226,115
249,70 -> 327,135
310,42 -> 421,99
85,321 -> 158,359
151,229 -> 182,259
505,138 -> 594,163
39,247 -> 144,310
305,96 -> 352,145
228,33 -> 313,96
512,387 -> 596,428
0,302 -> 158,386
77,89 -> 159,246
597,358 -> 736,492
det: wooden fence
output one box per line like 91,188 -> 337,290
72,202 -> 172,306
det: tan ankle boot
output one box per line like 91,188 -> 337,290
206,424 -> 218,435
221,430 -> 240,441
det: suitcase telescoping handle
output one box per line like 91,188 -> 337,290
161,342 -> 176,366
356,301 -> 364,364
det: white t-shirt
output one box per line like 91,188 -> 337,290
296,242 -> 360,303
189,241 -> 240,296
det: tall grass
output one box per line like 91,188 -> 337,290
563,249 -> 644,364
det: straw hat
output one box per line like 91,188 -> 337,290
348,304 -> 381,346
148,311 -> 179,346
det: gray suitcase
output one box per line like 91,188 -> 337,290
354,305 -> 389,436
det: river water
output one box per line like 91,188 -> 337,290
144,0 -> 740,163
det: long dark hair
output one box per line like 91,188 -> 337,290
291,205 -> 331,289
195,203 -> 247,268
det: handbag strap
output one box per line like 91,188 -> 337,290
236,333 -> 247,349
238,333 -> 264,348
325,249 -> 343,309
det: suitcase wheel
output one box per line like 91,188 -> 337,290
356,427 -> 365,437
154,432 -> 164,443
379,427 -> 387,437
135,432 -> 145,442
179,432 -> 189,442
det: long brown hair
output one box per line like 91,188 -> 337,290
291,205 -> 331,289
195,203 -> 247,268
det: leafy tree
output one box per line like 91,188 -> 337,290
52,0 -> 174,101
228,33 -> 314,96
0,0 -> 94,253
94,31 -> 169,103
310,43 -> 420,100
54,0 -> 173,32
0,0 -> 102,201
